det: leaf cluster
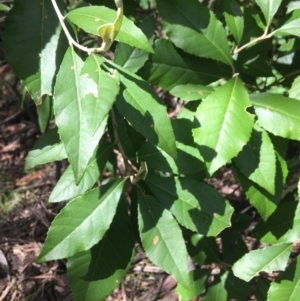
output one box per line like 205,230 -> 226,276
3,0 -> 300,300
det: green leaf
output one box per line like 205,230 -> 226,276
157,0 -> 233,67
49,143 -> 113,203
145,174 -> 234,236
114,17 -> 154,73
66,6 -> 153,53
193,77 -> 254,175
289,75 -> 300,100
224,0 -> 244,44
234,125 -> 276,194
170,84 -> 214,101
287,2 -> 300,14
67,199 -> 135,301
232,164 -> 280,221
116,74 -> 177,158
232,243 -> 292,282
140,39 -> 231,91
275,18 -> 300,37
81,54 -> 120,134
254,201 -> 300,244
54,47 -> 109,184
267,257 -> 300,301
38,179 -> 125,261
137,141 -> 206,176
255,0 -> 283,26
188,234 -> 220,266
25,128 -> 67,171
204,271 -> 251,301
250,93 -> 300,140
0,3 -> 10,12
220,230 -> 248,265
137,190 -> 191,288
2,0 -> 68,104
37,95 -> 52,133
109,107 -> 145,159
176,270 -> 209,301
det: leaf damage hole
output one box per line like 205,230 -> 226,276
70,65 -> 75,70
245,105 -> 255,116
153,236 -> 159,245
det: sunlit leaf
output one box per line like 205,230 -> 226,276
289,75 -> 300,100
138,190 -> 191,288
193,77 -> 254,175
255,0 -> 283,26
68,199 -> 134,301
53,47 -> 109,184
250,93 -> 300,141
170,84 -> 214,101
232,243 -> 292,282
38,179 -> 125,261
66,6 -> 153,53
49,143 -> 113,203
25,128 -> 67,171
267,257 -> 300,301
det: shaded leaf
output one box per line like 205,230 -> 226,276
234,125 -> 276,194
138,190 -> 191,288
232,243 -> 292,282
66,6 -> 153,53
232,161 -> 283,221
137,141 -> 206,176
38,179 -> 125,261
250,93 -> 300,140
67,198 -> 134,301
140,39 -> 230,91
188,234 -> 220,266
145,174 -> 234,236
3,0 -> 68,104
254,201 -> 300,244
267,256 -> 300,301
193,77 -> 254,175
205,271 -> 251,300
116,74 -> 177,158
224,0 -> 244,44
53,47 -> 109,184
203,271 -> 228,301
114,17 -> 154,73
25,128 -> 67,171
176,270 -> 209,301
49,143 -> 113,203
158,0 -> 233,66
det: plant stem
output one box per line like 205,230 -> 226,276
110,109 -> 135,176
51,0 -> 106,54
234,29 -> 274,54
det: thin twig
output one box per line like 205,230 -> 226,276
50,0 -> 105,54
234,29 -> 274,54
